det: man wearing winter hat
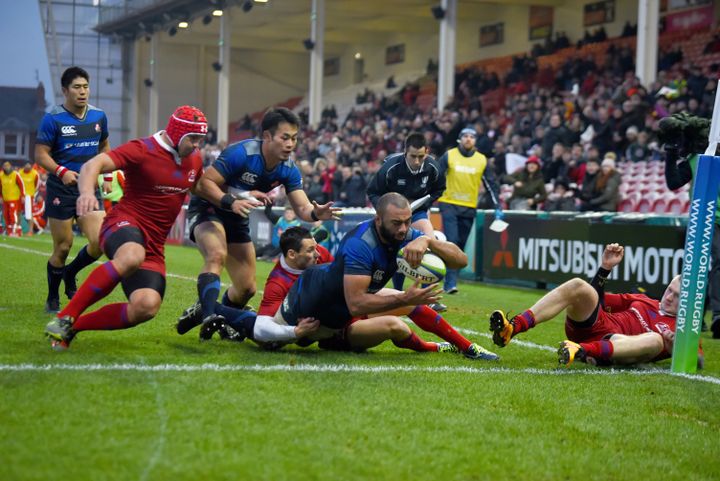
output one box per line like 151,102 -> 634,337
437,127 -> 493,295
44,105 -> 208,350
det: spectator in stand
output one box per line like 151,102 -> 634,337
491,140 -> 508,177
544,180 -> 577,212
581,155 -> 621,212
543,143 -> 568,184
703,33 -> 720,54
591,107 -> 614,155
256,205 -> 302,261
335,164 -> 367,207
303,171 -> 325,205
502,156 -> 547,211
542,114 -> 570,160
626,130 -> 651,163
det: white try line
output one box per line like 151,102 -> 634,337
0,240 -> 228,287
1,362 -> 719,386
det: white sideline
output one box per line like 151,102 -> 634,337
1,363 -> 719,385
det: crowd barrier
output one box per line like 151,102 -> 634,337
167,206 -> 687,298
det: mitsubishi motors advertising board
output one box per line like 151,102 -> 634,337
482,216 -> 686,298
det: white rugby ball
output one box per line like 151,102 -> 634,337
396,249 -> 446,284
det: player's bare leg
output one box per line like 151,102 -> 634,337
46,217 -> 75,312
558,332 -> 665,367
226,241 -> 257,308
491,278 -> 598,347
63,210 -> 105,299
125,288 -> 162,325
346,316 -> 449,352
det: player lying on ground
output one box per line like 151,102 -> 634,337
182,107 -> 340,333
188,226 -> 459,354
489,243 -> 703,368
205,193 -> 498,360
44,106 -> 208,350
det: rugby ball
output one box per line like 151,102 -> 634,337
396,249 -> 446,284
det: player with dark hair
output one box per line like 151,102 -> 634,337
44,106 -> 208,350
489,243 -> 703,368
198,225 -> 459,354
366,131 -> 446,304
35,66 -> 110,312
239,193 -> 498,360
178,107 -> 339,334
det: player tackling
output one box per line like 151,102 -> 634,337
44,106 -> 208,350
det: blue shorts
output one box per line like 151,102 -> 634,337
280,267 -> 352,329
187,195 -> 252,244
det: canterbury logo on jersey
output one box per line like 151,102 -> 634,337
61,126 -> 77,136
241,172 -> 258,185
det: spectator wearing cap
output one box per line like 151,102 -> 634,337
437,127 -> 493,294
501,155 -> 547,211
581,155 -> 621,211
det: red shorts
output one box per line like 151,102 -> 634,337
100,212 -> 166,275
564,307 -> 619,343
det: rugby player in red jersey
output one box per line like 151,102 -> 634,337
44,106 -> 208,350
490,243 -> 703,368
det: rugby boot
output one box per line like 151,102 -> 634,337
489,310 -> 514,347
198,314 -> 226,341
436,342 -> 459,353
463,343 -> 500,361
557,340 -> 587,366
45,315 -> 76,351
176,300 -> 202,335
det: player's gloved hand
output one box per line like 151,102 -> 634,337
231,198 -> 262,218
403,281 -> 442,307
76,193 -> 99,217
294,317 -> 320,338
61,169 -> 79,186
312,200 -> 342,221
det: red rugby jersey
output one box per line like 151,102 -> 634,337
107,132 -> 203,243
257,245 -> 333,316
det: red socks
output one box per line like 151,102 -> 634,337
73,303 -> 132,331
512,309 -> 536,336
580,340 -> 614,361
60,262 -> 121,320
392,331 -> 439,352
409,305 -> 472,351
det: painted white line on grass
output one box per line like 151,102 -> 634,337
1,363 -> 719,386
456,327 -> 556,352
0,241 -> 229,287
140,371 -> 167,481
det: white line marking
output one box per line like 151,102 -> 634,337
456,327 -> 556,352
140,369 -> 167,481
1,363 -> 718,385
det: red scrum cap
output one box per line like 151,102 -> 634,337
165,105 -> 208,147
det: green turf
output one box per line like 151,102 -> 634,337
1,234 -> 719,481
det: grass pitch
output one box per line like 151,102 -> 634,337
1,234 -> 718,481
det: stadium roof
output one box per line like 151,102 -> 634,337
96,0 -> 565,55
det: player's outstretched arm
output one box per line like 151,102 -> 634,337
601,243 -> 624,270
344,275 -> 441,317
287,190 -> 342,222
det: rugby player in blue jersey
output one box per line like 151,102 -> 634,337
177,107 -> 340,333
249,192 -> 499,360
35,67 -> 110,313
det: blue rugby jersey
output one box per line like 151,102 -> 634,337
36,104 -> 109,174
310,220 -> 423,301
212,139 -> 302,195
